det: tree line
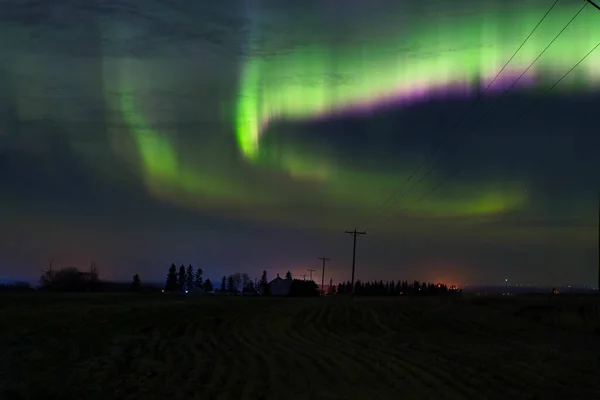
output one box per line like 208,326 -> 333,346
163,264 -> 213,293
29,261 -> 461,297
39,263 -> 100,292
333,280 -> 461,296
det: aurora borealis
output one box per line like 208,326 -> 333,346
0,0 -> 599,286
235,1 -> 600,161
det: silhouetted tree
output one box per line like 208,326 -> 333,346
231,273 -> 242,293
328,278 -> 335,295
290,279 -> 319,296
0,282 -> 33,293
354,280 -> 362,295
178,265 -> 186,292
39,267 -> 98,292
220,276 -> 227,292
241,273 -> 251,290
203,278 -> 213,292
194,268 -> 204,289
227,275 -> 236,294
131,273 -> 141,292
89,262 -> 99,285
186,265 -> 194,291
285,271 -> 292,280
259,270 -> 269,295
165,263 -> 178,291
401,281 -> 408,294
243,280 -> 255,294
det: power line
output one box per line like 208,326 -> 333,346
365,0 -> 590,231
378,36 -> 600,228
359,0 -> 561,228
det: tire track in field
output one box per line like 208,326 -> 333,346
192,317 -> 241,399
221,313 -> 277,398
268,305 -> 366,385
405,317 -> 571,395
248,304 -> 338,396
304,304 -> 436,394
438,317 -> 568,391
177,320 -> 224,396
359,308 -> 480,398
320,304 -> 481,397
275,303 -> 397,393
402,319 -> 535,395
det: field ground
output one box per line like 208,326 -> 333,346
1,294 -> 599,399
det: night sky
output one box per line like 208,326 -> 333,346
1,0 -> 599,287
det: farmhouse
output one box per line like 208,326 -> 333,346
268,274 -> 292,296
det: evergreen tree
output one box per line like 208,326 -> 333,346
227,275 -> 236,294
243,280 -> 255,294
186,265 -> 194,291
131,273 -> 141,292
259,270 -> 269,295
178,265 -> 186,292
285,270 -> 292,280
194,268 -> 204,288
202,278 -> 213,292
165,263 -> 178,291
220,276 -> 227,292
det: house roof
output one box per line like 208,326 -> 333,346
268,276 -> 292,288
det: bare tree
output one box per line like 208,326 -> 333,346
241,273 -> 250,291
40,258 -> 56,286
232,273 -> 243,293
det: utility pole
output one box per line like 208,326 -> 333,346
318,257 -> 330,295
345,228 -> 367,299
589,0 -> 600,297
306,269 -> 316,281
302,273 -> 307,280
47,258 -> 54,282
586,0 -> 600,11
591,1 -> 600,297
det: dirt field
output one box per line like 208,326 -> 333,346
1,294 -> 599,399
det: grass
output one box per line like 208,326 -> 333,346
1,293 -> 599,399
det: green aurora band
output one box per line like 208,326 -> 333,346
236,2 -> 600,161
111,1 -> 600,229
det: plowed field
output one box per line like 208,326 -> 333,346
1,295 -> 599,399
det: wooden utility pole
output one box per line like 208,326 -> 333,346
345,229 -> 367,299
302,273 -> 307,280
318,257 -> 330,295
589,1 -> 600,296
586,0 -> 600,11
306,269 -> 316,281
